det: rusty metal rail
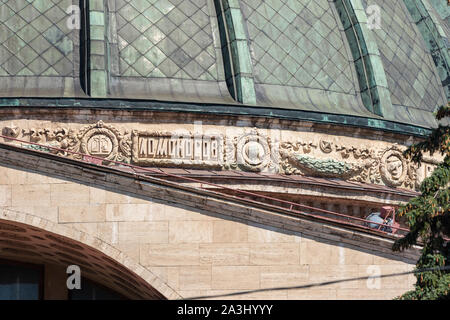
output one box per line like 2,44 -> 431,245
0,134 -> 411,237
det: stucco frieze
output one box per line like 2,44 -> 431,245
1,120 -> 439,192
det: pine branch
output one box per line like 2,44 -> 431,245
392,105 -> 450,300
436,104 -> 450,121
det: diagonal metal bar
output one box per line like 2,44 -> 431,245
0,134 -> 411,236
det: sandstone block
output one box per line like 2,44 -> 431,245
199,243 -> 250,266
179,266 -> 212,290
12,184 -> 51,207
250,243 -> 300,265
118,221 -> 168,243
260,265 -> 309,288
51,184 -> 90,206
213,220 -> 248,243
140,244 -> 199,266
211,266 -> 260,290
58,204 -> 106,223
169,221 -> 213,243
248,222 -> 299,243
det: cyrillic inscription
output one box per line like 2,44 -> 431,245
132,131 -> 223,168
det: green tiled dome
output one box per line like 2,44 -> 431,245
0,0 -> 448,128
361,0 -> 447,122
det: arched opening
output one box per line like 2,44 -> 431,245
0,217 -> 166,300
0,259 -> 43,300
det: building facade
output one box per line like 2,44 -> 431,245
0,0 -> 448,299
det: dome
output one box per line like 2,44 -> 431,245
0,0 -> 448,129
0,0 -> 448,301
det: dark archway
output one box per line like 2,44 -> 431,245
0,212 -> 174,300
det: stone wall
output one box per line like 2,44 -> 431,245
0,157 -> 417,300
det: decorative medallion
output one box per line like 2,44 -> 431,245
234,129 -> 276,172
379,145 -> 407,187
2,125 -> 20,139
72,121 -> 131,163
78,122 -> 119,160
319,139 -> 333,154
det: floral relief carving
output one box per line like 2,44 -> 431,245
281,152 -> 367,179
1,121 -> 429,191
281,140 -> 317,154
2,125 -> 20,139
224,136 -> 237,170
280,138 -> 420,190
4,121 -> 132,163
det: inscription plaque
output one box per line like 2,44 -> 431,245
132,131 -> 223,168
